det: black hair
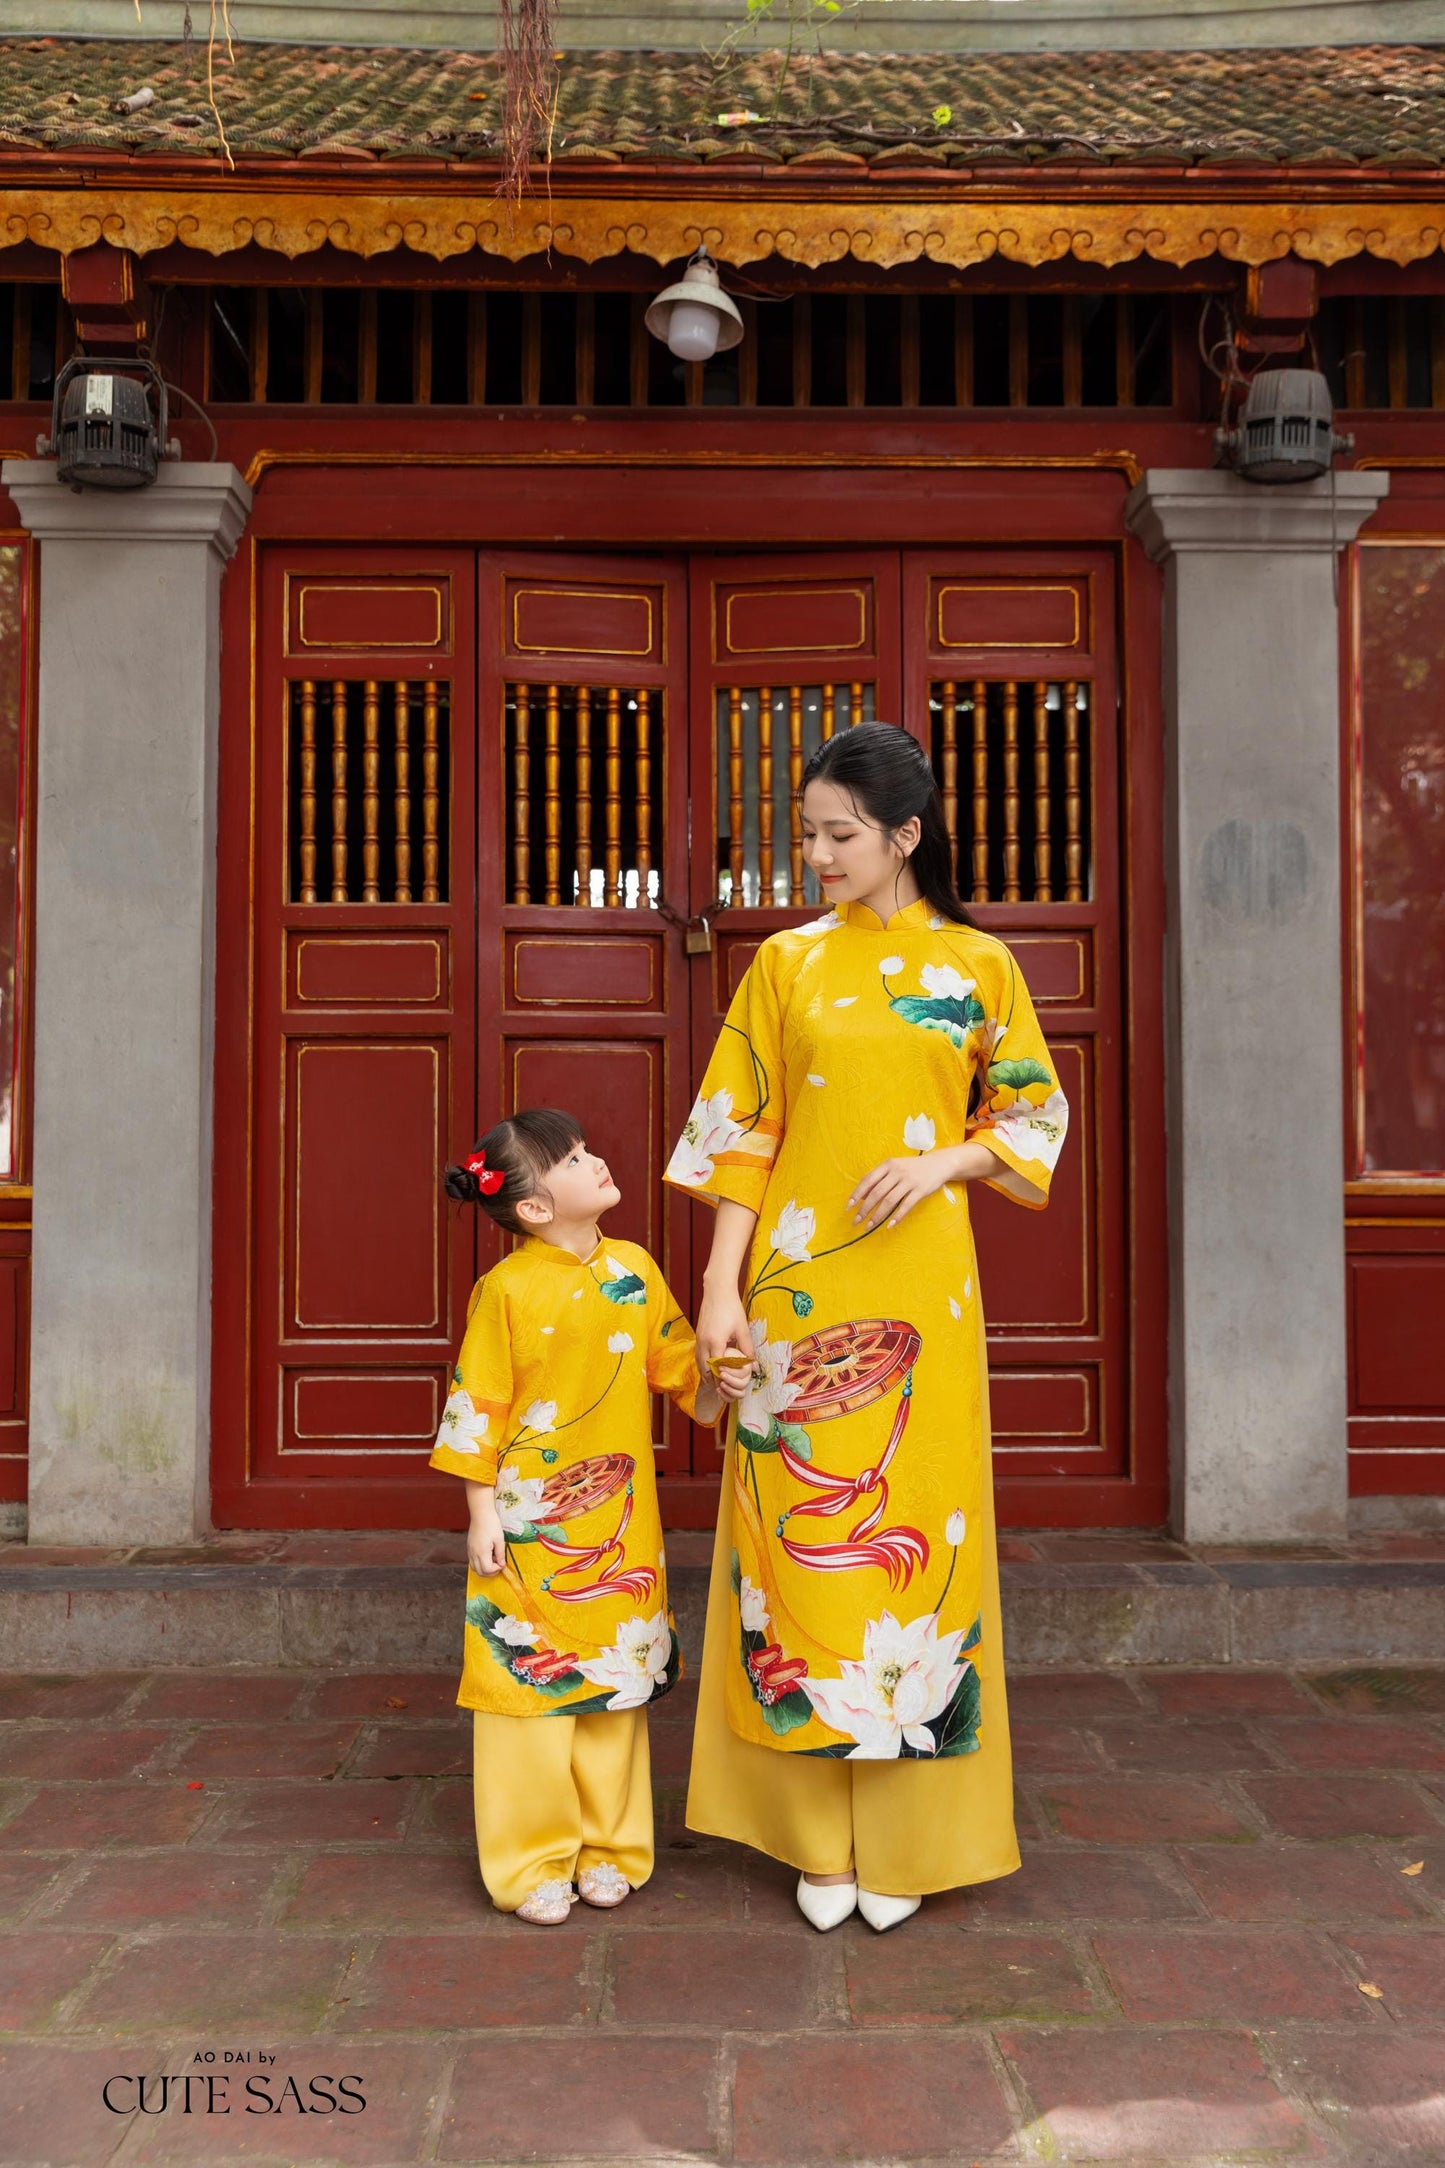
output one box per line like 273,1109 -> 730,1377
444,1108 -> 587,1237
800,722 -> 977,928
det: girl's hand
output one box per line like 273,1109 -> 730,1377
849,1148 -> 954,1233
466,1489 -> 507,1578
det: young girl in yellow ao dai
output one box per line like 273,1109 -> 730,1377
432,1109 -> 730,1924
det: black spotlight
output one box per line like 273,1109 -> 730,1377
38,356 -> 179,491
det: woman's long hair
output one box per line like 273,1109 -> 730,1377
801,722 -> 977,928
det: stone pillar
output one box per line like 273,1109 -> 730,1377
1125,469 -> 1387,1544
1,463 -> 251,1546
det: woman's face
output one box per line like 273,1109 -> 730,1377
800,778 -> 919,907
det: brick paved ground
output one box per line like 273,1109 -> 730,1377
1,1664 -> 1443,2165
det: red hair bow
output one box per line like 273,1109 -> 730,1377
463,1148 -> 505,1196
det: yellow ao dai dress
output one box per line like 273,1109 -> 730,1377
429,1236 -> 702,1718
666,898 -> 1066,1888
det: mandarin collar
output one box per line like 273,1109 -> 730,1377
840,897 -> 938,934
519,1234 -> 603,1269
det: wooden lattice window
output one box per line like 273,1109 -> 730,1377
286,677 -> 451,904
505,682 -> 660,907
716,683 -> 876,907
201,285 -> 1176,412
929,680 -> 1091,904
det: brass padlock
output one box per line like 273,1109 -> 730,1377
684,917 -> 713,956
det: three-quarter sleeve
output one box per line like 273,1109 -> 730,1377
967,956 -> 1069,1209
430,1272 -> 513,1484
664,941 -> 785,1215
642,1258 -> 704,1422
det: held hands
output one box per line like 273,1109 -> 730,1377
466,1488 -> 507,1578
696,1286 -> 754,1407
848,1141 -> 1001,1234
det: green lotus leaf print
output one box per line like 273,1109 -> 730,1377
987,1056 -> 1054,1091
465,1595 -> 588,1698
889,992 -> 987,1047
599,1252 -> 647,1305
790,1289 -> 815,1319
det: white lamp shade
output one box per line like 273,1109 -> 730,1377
644,251 -> 745,359
665,301 -> 722,363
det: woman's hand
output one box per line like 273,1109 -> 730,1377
845,1141 -> 984,1233
465,1486 -> 507,1578
696,1282 -> 754,1384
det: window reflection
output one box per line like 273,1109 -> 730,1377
1357,545 -> 1445,1175
0,544 -> 19,1180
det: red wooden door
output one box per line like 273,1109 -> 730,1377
216,540 -> 1160,1530
212,550 -> 479,1528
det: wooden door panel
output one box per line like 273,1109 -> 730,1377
973,1038 -> 1094,1337
213,546 -> 478,1527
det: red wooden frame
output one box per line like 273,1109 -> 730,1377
0,521 -> 33,1506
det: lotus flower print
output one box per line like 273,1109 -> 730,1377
738,1575 -> 770,1634
902,1113 -> 936,1153
435,1390 -> 489,1457
488,1610 -> 541,1648
607,1331 -> 635,1355
769,1199 -> 815,1264
946,1510 -> 967,1546
519,1399 -> 557,1434
878,954 -> 904,976
739,1320 -> 801,1439
803,1610 -> 971,1758
577,1613 -> 674,1709
987,1087 -> 1070,1170
920,962 -> 972,1002
494,1464 -> 547,1535
666,1088 -> 745,1187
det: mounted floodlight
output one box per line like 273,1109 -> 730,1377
644,247 -> 744,364
38,355 -> 179,491
1214,367 -> 1353,484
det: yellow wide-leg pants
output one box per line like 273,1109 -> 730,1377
685,1424 -> 1020,1898
471,1706 -> 654,1912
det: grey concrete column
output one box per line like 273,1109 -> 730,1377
1125,468 -> 1388,1544
1,463 -> 251,1546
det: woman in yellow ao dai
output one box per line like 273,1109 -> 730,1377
667,723 -> 1067,1906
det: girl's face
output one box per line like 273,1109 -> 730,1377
800,778 -> 920,907
531,1139 -> 620,1229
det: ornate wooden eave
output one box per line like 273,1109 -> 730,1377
2,160 -> 1444,269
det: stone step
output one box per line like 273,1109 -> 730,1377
2,1534 -> 1443,1670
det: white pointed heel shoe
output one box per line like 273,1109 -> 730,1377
858,1888 -> 921,1932
796,1875 -> 858,1931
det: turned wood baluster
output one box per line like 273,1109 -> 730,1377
298,680 -> 318,903
361,679 -> 381,902
330,680 -> 349,903
1064,681 -> 1084,902
821,682 -> 837,741
512,684 -> 532,905
421,684 -> 441,904
604,687 -> 622,907
575,685 -> 593,905
635,687 -> 653,902
1002,679 -> 1021,903
393,681 -> 412,903
939,680 -> 958,882
543,683 -> 562,906
971,679 -> 989,903
758,686 -> 774,903
727,686 -> 745,896
788,683 -> 805,904
1033,681 -> 1052,903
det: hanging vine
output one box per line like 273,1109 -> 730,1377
496,0 -> 559,205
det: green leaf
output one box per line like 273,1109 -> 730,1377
932,102 -> 952,125
775,1421 -> 812,1462
760,1688 -> 814,1735
551,1690 -> 618,1716
661,1315 -> 677,1338
962,1612 -> 982,1652
464,1594 -> 504,1633
505,1522 -> 542,1545
601,1272 -> 647,1306
730,1548 -> 742,1594
928,1662 -> 983,1758
987,1057 -> 1053,1091
889,993 -> 986,1049
790,1289 -> 815,1319
738,1423 -> 777,1455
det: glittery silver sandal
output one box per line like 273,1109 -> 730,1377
515,1877 -> 577,1925
578,1862 -> 632,1908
